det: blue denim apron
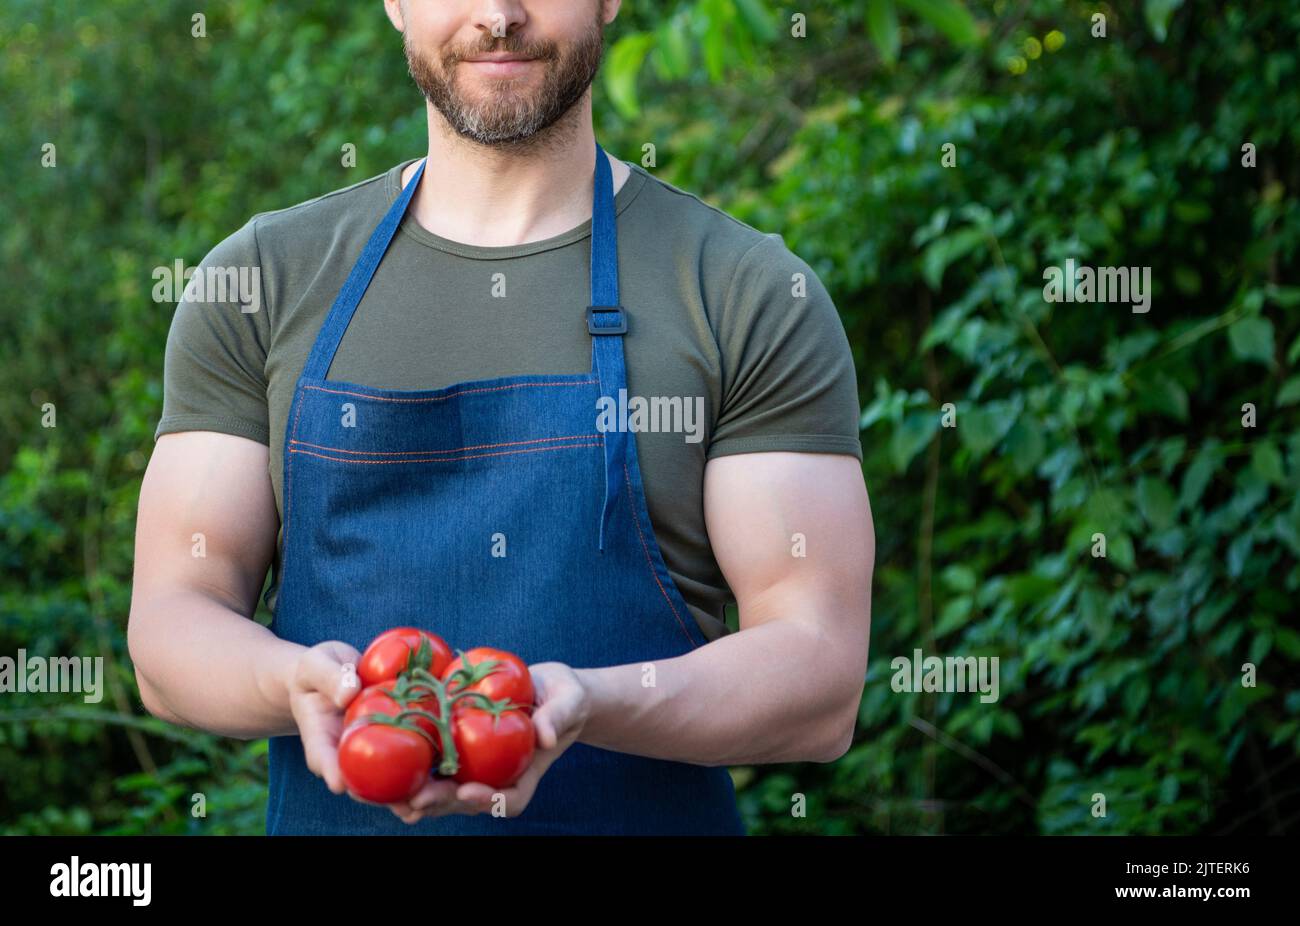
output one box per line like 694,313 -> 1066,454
265,144 -> 745,835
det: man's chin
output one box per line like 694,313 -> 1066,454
440,114 -> 544,146
457,86 -> 536,110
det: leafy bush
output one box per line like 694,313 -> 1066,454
1,0 -> 1295,834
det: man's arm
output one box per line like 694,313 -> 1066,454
128,432 -> 357,755
576,450 -> 873,765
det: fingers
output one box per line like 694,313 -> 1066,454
345,788 -> 446,825
533,711 -> 558,751
451,781 -> 501,809
321,640 -> 363,665
396,778 -> 483,822
406,778 -> 457,811
345,779 -> 527,824
532,683 -> 584,751
291,647 -> 356,796
454,779 -> 534,819
295,642 -> 364,709
297,695 -> 348,794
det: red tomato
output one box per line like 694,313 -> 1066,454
451,708 -> 535,788
338,723 -> 434,803
343,684 -> 442,751
443,647 -> 534,710
358,627 -> 452,687
344,685 -> 401,727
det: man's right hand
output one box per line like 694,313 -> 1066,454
285,640 -> 363,794
287,641 -> 476,823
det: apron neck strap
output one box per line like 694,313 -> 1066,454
300,158 -> 426,382
587,143 -> 629,553
590,141 -> 620,311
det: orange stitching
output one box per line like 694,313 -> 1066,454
289,442 -> 602,465
302,380 -> 596,404
284,390 -> 309,552
289,433 -> 599,456
622,461 -> 698,649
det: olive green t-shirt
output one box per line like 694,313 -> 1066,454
155,157 -> 862,642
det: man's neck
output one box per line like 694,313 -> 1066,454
400,96 -> 630,248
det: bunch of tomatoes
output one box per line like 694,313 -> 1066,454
337,627 -> 536,803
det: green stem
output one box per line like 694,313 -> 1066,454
398,671 -> 460,776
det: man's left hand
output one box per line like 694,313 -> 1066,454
386,660 -> 591,824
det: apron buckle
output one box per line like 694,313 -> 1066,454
586,305 -> 627,335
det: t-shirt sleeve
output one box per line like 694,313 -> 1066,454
707,234 -> 863,461
154,217 -> 272,445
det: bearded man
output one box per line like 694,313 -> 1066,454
129,1 -> 874,836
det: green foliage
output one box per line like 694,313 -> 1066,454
2,0 -> 1297,834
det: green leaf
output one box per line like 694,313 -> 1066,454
1269,720 -> 1300,748
935,595 -> 974,637
1249,631 -> 1272,665
890,409 -> 941,472
604,34 -> 655,118
898,0 -> 979,46
867,0 -> 901,66
1144,0 -> 1185,42
733,0 -> 778,43
1276,628 -> 1300,660
1143,374 -> 1190,422
1003,418 -> 1046,476
959,402 -> 1016,460
1137,477 -> 1177,530
1158,436 -> 1187,476
1079,585 -> 1112,641
1148,580 -> 1186,629
1276,376 -> 1300,407
942,564 -> 977,592
1179,446 -> 1219,510
996,712 -> 1023,739
1273,503 -> 1300,557
1124,677 -> 1150,717
698,0 -> 733,82
1265,284 -> 1300,307
1109,533 -> 1137,572
1106,330 -> 1161,370
1084,487 -> 1129,534
652,18 -> 692,81
1251,440 -> 1285,484
920,226 -> 985,290
1226,532 -> 1254,578
859,379 -> 912,430
1193,596 -> 1234,634
1227,316 -> 1276,365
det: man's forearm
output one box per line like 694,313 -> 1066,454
129,590 -> 304,739
576,617 -> 861,766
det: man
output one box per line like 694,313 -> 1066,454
128,0 -> 874,835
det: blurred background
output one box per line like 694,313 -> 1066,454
1,0 -> 1297,835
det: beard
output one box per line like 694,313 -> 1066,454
403,11 -> 605,147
